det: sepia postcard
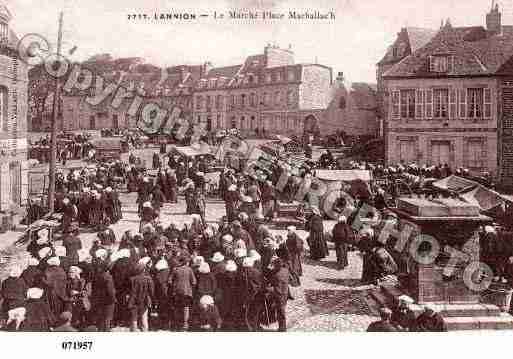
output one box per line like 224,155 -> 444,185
0,0 -> 513,356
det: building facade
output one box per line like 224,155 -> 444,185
0,3 -> 29,211
193,45 -> 334,137
382,4 -> 513,186
29,59 -> 203,132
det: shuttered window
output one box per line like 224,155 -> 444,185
433,88 -> 449,119
391,91 -> 400,119
400,89 -> 416,118
415,89 -> 424,119
449,88 -> 457,119
425,89 -> 433,119
467,88 -> 484,118
0,87 -> 6,132
484,88 -> 492,119
459,88 -> 467,119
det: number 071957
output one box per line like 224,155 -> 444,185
61,341 -> 93,350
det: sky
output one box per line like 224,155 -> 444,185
4,0 -> 513,83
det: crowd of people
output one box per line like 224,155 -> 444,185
6,136 -> 513,333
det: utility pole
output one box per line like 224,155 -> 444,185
47,11 -> 63,213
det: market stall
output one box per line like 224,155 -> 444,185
314,169 -> 372,218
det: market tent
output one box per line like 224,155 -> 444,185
315,170 -> 372,182
460,185 -> 506,212
431,175 -> 478,193
170,144 -> 213,158
433,175 -> 508,212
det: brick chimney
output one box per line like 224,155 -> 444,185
336,71 -> 345,83
486,2 -> 502,36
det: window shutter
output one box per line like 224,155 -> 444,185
415,89 -> 424,119
391,91 -> 400,119
459,88 -> 466,119
429,56 -> 435,72
484,88 -> 492,119
449,88 -> 457,119
425,89 -> 433,119
447,56 -> 454,73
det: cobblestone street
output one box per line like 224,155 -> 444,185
0,191 -> 379,331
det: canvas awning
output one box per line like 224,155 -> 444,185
315,170 -> 372,182
433,175 -> 507,212
460,185 -> 506,212
170,144 -> 213,158
431,175 -> 479,193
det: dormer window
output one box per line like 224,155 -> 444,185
429,55 -> 454,73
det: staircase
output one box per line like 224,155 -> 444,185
370,284 -> 513,331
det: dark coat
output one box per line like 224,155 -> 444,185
1,277 -> 27,312
44,266 -> 68,315
20,299 -> 55,332
128,271 -> 155,310
169,265 -> 196,297
91,269 -> 116,307
270,266 -> 290,306
21,266 -> 44,288
62,235 -> 82,265
286,232 -> 304,277
196,272 -> 217,298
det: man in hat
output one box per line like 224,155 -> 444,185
127,258 -> 155,332
332,216 -> 351,269
366,307 -> 399,332
90,261 -> 116,331
168,256 -> 197,331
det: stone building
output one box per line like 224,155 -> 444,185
325,72 -> 379,137
193,45 -> 379,139
193,45 -> 334,138
0,3 -> 29,211
382,4 -> 513,186
29,57 -> 203,132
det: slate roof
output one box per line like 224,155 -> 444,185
378,27 -> 437,65
203,65 -> 241,79
350,83 -> 378,110
384,23 -> 513,78
406,27 -> 439,52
